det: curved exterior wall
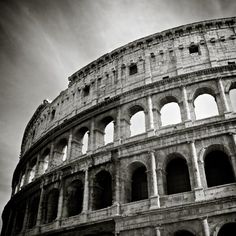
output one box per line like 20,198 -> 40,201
2,16 -> 236,236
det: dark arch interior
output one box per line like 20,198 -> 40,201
204,150 -> 235,187
166,157 -> 191,195
93,171 -> 112,210
174,230 -> 195,236
75,127 -> 89,140
131,165 -> 148,202
15,205 -> 26,233
45,189 -> 59,223
67,180 -> 84,217
27,195 -> 40,228
218,222 -> 236,236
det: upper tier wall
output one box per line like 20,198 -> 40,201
20,17 -> 236,156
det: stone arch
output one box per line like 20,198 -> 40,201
65,179 -> 84,217
174,230 -> 195,236
129,105 -> 146,136
27,194 -> 40,228
54,138 -> 68,162
28,158 -> 37,183
192,87 -> 219,119
92,170 -> 112,210
159,95 -> 180,107
43,188 -> 59,223
14,203 -> 26,233
217,222 -> 236,236
39,148 -> 50,174
192,86 -> 216,101
96,116 -> 115,146
165,154 -> 191,195
74,126 -> 90,154
204,145 -> 235,187
126,161 -> 148,202
156,95 -> 182,126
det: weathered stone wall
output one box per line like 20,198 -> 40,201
21,17 -> 236,156
2,17 -> 236,236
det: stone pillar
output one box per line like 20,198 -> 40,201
49,142 -> 54,168
87,119 -> 95,153
120,118 -> 130,139
24,162 -> 30,185
114,107 -> 121,143
148,95 -> 155,130
94,128 -> 105,148
156,166 -> 165,195
201,217 -> 210,236
56,186 -> 64,222
67,130 -> 73,160
150,151 -> 160,208
114,158 -> 121,215
182,86 -> 191,121
190,141 -> 202,189
190,141 -> 204,201
82,168 -> 89,213
218,78 -> 230,113
155,226 -> 161,236
36,184 -> 44,227
35,153 -> 41,178
22,201 -> 29,231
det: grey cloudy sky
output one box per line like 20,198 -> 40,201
0,0 -> 235,230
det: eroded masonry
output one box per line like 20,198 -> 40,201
2,17 -> 236,236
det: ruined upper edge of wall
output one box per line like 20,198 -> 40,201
68,16 -> 236,85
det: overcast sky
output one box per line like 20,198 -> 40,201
0,0 -> 236,230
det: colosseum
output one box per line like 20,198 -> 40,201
1,16 -> 236,236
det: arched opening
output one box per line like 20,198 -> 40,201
75,127 -> 90,155
129,105 -> 145,137
55,139 -> 68,162
130,111 -> 145,136
194,94 -> 219,119
160,102 -> 181,126
218,222 -> 236,236
66,180 -> 84,217
27,195 -> 40,229
104,120 -> 114,145
82,131 -> 89,154
28,160 -> 37,183
40,149 -> 50,174
166,157 -> 191,194
19,173 -> 25,190
15,204 -> 26,233
44,189 -> 59,223
174,230 -> 195,236
131,165 -> 148,202
93,170 -> 112,210
51,109 -> 56,120
229,88 -> 236,112
204,150 -> 235,187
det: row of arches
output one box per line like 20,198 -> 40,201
14,147 -> 235,232
171,222 -> 236,236
16,84 -> 236,191
27,81 -> 236,150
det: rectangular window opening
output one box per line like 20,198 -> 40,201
129,64 -> 138,75
189,45 -> 199,54
83,85 -> 90,97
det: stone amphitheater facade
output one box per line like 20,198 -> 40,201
2,16 -> 236,236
